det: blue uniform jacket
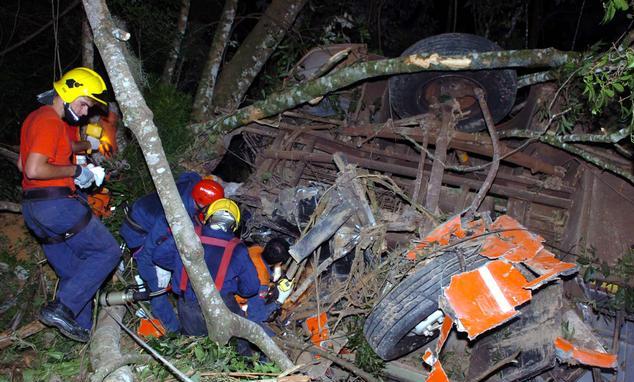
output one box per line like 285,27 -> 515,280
151,227 -> 260,303
120,172 -> 202,332
119,172 -> 202,249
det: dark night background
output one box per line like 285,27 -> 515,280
0,0 -> 630,171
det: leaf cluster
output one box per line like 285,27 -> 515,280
140,335 -> 280,381
602,0 -> 630,24
556,43 -> 634,139
577,246 -> 634,314
345,318 -> 385,377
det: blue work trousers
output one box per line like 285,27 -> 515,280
133,247 -> 180,332
177,293 -> 244,336
22,195 -> 121,329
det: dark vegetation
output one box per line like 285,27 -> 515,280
1,0 -> 634,380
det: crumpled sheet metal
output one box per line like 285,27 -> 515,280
442,260 -> 532,340
417,214 -> 589,382
422,316 -> 454,367
426,360 -> 450,382
439,215 -> 578,339
553,337 -> 618,369
479,214 -> 545,262
406,215 -> 466,260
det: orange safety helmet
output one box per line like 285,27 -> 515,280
191,179 -> 224,207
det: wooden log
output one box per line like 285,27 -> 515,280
0,320 -> 45,350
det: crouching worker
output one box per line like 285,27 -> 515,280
241,238 -> 293,327
19,67 -> 121,342
119,174 -> 224,333
152,198 -> 260,336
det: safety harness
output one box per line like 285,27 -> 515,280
178,236 -> 241,294
22,187 -> 92,244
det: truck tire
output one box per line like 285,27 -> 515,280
363,250 -> 488,360
389,33 -> 517,132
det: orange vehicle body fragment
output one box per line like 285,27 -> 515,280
480,215 -> 544,262
524,249 -> 578,289
553,337 -> 617,369
425,360 -> 450,382
406,215 -> 466,260
443,260 -> 532,339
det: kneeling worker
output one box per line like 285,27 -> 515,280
241,238 -> 293,326
152,198 -> 260,336
119,174 -> 224,333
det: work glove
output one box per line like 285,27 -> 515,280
87,136 -> 101,151
155,266 -> 171,289
74,165 -> 95,189
276,278 -> 293,304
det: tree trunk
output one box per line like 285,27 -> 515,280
82,18 -> 94,68
90,307 -> 134,382
212,0 -> 308,111
161,0 -> 191,85
187,47 -> 579,169
82,0 -> 293,370
191,0 -> 238,122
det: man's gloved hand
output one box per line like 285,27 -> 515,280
74,165 -> 95,189
86,136 -> 100,151
155,266 -> 171,289
276,278 -> 293,304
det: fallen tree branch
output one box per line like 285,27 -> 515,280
105,309 -> 193,382
517,71 -> 556,87
90,306 -> 135,382
281,339 -> 380,382
498,127 -> 629,143
190,47 -> 580,163
0,201 -> 21,212
0,146 -> 19,164
90,354 -> 152,382
0,320 -> 45,350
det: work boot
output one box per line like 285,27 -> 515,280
39,301 -> 90,343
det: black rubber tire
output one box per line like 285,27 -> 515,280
364,250 -> 489,360
389,33 -> 517,132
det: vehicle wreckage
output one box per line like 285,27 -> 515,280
213,33 -> 633,381
27,32 -> 629,381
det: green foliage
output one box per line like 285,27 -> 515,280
577,246 -> 634,314
139,335 -> 280,380
1,331 -> 84,381
556,43 -> 634,140
602,0 -> 630,24
113,77 -> 193,200
345,318 -> 384,377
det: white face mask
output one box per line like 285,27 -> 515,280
272,265 -> 283,282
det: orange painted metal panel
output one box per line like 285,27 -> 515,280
406,215 -> 466,260
480,215 -> 543,262
426,360 -> 450,382
554,337 -> 617,369
443,260 -> 531,339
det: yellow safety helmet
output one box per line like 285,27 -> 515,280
204,198 -> 241,231
53,67 -> 108,106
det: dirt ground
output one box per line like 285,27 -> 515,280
0,211 -> 34,262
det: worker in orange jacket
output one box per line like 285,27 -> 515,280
239,238 -> 292,325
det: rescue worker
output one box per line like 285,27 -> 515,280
241,238 -> 292,325
120,175 -> 224,332
19,67 -> 121,342
151,198 -> 260,336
